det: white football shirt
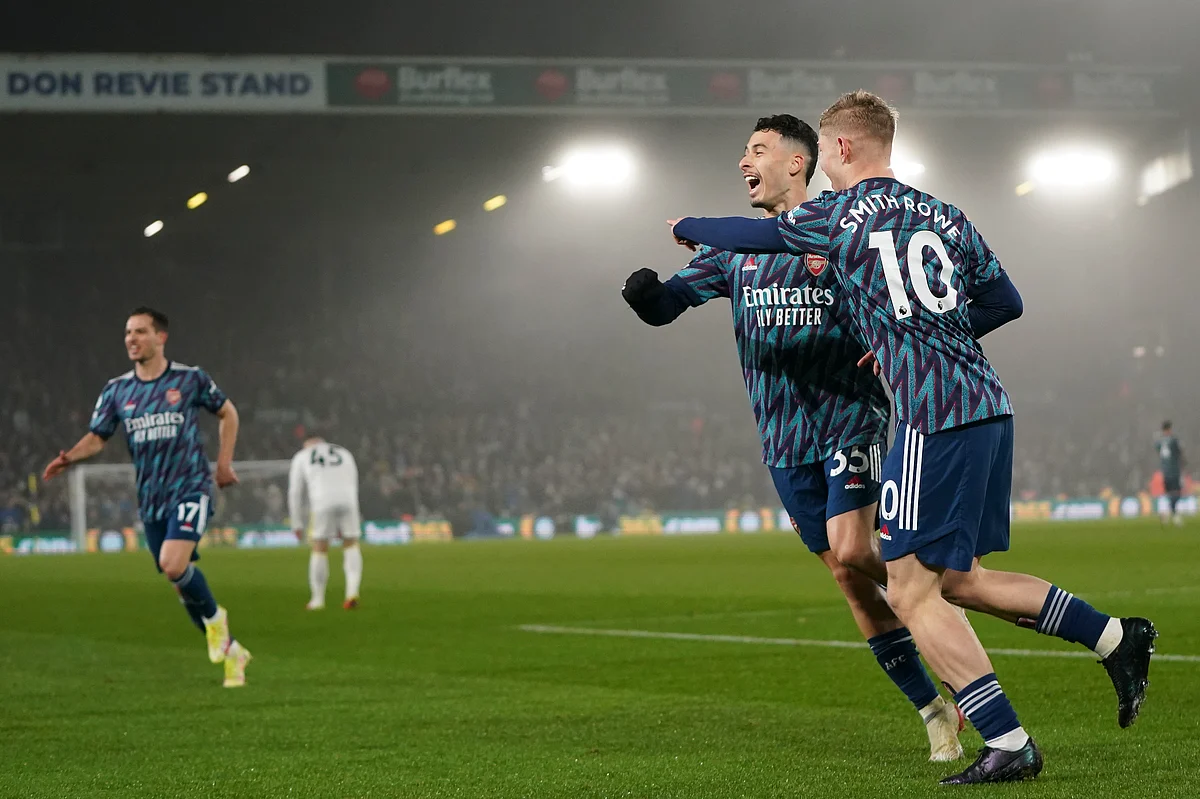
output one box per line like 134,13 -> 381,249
288,441 -> 360,524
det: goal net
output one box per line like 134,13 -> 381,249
68,460 -> 293,547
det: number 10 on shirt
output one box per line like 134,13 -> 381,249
868,230 -> 959,320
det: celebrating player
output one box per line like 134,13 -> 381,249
669,91 -> 1158,784
288,436 -> 364,610
43,307 -> 253,688
1155,421 -> 1186,526
622,114 -> 964,762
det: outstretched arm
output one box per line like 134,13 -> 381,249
43,433 -> 107,481
214,400 -> 240,488
622,269 -> 705,326
671,198 -> 834,256
671,216 -> 790,255
622,247 -> 731,326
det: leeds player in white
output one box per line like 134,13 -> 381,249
288,436 -> 364,610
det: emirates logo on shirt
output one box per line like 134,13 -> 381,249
166,389 -> 182,405
805,253 -> 828,277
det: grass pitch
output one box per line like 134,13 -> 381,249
1,520 -> 1197,798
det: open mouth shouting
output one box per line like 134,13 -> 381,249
744,171 -> 763,200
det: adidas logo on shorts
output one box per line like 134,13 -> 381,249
846,476 -> 867,490
879,524 -> 892,541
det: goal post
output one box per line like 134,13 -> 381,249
69,459 -> 294,546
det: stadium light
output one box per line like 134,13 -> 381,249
544,145 -> 636,189
890,157 -> 926,182
143,220 -> 164,238
1139,147 -> 1192,205
187,191 -> 208,210
227,165 -> 250,183
433,219 -> 457,236
1015,181 -> 1036,197
1027,146 -> 1118,190
483,195 -> 508,212
889,144 -> 926,183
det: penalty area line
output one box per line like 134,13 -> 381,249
518,624 -> 1200,663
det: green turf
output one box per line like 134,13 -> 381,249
1,520 -> 1197,798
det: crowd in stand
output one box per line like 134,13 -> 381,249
0,327 -> 769,532
0,314 -> 1187,534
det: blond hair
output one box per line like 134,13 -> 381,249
820,90 -> 898,146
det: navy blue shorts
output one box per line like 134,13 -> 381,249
1164,475 -> 1182,495
879,416 -> 1013,572
143,494 -> 211,571
770,443 -> 885,554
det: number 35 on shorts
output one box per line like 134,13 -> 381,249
826,444 -> 885,505
828,445 -> 883,480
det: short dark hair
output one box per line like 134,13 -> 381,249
753,114 -> 819,186
130,306 -> 169,332
1163,420 -> 1173,431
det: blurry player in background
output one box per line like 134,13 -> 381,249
43,307 -> 253,688
670,91 -> 1159,784
622,114 -> 965,763
289,436 -> 363,610
1156,421 -> 1185,526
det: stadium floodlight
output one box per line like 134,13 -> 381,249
1139,146 -> 1193,205
187,191 -> 208,210
1028,146 -> 1118,189
545,145 -> 636,189
483,194 -> 508,212
143,220 -> 164,238
227,165 -> 251,183
433,219 -> 457,236
890,158 -> 926,182
889,144 -> 926,183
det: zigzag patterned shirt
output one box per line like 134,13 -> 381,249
777,178 -> 1012,434
675,241 -> 890,468
89,362 -> 228,522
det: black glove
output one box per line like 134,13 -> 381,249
622,268 -> 665,309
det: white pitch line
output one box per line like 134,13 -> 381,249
1085,585 -> 1200,600
518,624 -> 1200,663
573,606 -> 841,627
520,624 -> 867,650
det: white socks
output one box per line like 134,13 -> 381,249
986,726 -> 1030,753
1094,617 -> 1125,660
343,545 -> 363,600
309,552 -> 329,606
310,547 -> 362,605
919,695 -> 947,724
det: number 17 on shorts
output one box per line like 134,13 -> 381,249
172,495 -> 211,540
